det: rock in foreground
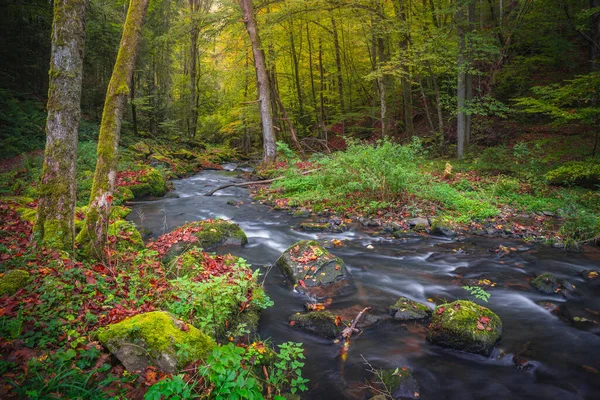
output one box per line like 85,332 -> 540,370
275,240 -> 352,298
427,300 -> 502,356
97,311 -> 214,373
0,269 -> 31,297
375,367 -> 420,399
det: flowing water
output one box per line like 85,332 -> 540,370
128,167 -> 600,400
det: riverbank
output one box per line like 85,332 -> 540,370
249,136 -> 600,250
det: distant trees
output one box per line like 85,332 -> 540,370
34,0 -> 88,250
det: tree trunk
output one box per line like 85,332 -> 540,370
318,39 -> 327,139
131,70 -> 138,137
306,22 -> 318,126
466,0 -> 475,146
457,2 -> 467,159
592,0 -> 600,70
289,21 -> 304,122
77,0 -> 149,257
188,0 -> 200,138
397,0 -> 414,136
330,11 -> 345,121
238,0 -> 276,163
34,0 -> 88,251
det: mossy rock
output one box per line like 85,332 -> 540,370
0,269 -> 31,297
545,161 -> 600,188
166,248 -> 206,279
130,141 -> 151,158
128,169 -> 167,199
289,311 -> 341,339
171,149 -> 197,161
157,220 -> 248,265
107,220 -> 144,252
389,297 -> 431,321
16,207 -> 37,223
427,300 -> 502,356
530,273 -> 578,298
293,209 -> 311,218
299,222 -> 329,232
97,311 -> 215,373
376,367 -> 420,399
275,240 -> 351,292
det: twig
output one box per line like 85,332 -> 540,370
204,169 -> 319,196
339,307 -> 371,340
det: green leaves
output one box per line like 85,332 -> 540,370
462,285 -> 491,303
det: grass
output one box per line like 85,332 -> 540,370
267,137 -> 600,247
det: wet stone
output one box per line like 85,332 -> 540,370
389,297 -> 431,321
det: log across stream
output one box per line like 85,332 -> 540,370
127,165 -> 600,400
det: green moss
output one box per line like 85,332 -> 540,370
16,207 -> 37,223
427,300 -> 502,356
389,297 -> 431,320
167,248 -> 205,279
289,311 -> 341,339
128,169 -> 167,199
159,220 -> 248,264
299,222 -> 328,232
546,161 -> 600,187
0,270 -> 31,296
97,311 -> 215,369
107,220 -> 144,252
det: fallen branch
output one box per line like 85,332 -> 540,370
203,168 -> 319,196
339,306 -> 371,340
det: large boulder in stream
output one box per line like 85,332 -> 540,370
97,311 -> 215,373
275,240 -> 353,298
149,219 -> 248,264
427,300 -> 502,356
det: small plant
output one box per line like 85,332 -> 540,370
269,342 -> 309,395
144,375 -> 195,400
462,285 -> 491,303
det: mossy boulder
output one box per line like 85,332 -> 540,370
275,240 -> 352,298
530,273 -> 578,298
107,220 -> 144,252
171,149 -> 197,161
97,311 -> 215,373
166,248 -> 206,279
299,222 -> 328,232
0,269 -> 31,297
130,141 -> 151,158
289,311 -> 341,339
376,367 -> 420,399
389,297 -> 431,321
427,300 -> 502,356
152,220 -> 248,265
127,169 -> 167,199
545,161 -> 600,188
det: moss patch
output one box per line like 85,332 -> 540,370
0,269 -> 31,296
289,311 -> 341,339
427,300 -> 502,356
150,219 -> 248,265
389,297 -> 431,321
107,220 -> 144,252
97,311 -> 215,372
126,169 -> 167,199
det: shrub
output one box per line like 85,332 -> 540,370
545,161 -> 600,188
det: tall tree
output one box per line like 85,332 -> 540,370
78,0 -> 150,257
238,0 -> 277,163
34,0 -> 88,250
456,0 -> 468,159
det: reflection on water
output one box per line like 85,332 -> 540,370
128,168 -> 600,400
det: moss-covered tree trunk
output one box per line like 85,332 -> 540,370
77,0 -> 149,258
238,0 -> 276,163
34,0 -> 88,251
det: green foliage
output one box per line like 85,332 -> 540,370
514,72 -> 600,126
0,90 -> 46,158
560,208 -> 600,248
462,286 -> 491,303
200,343 -> 262,400
167,265 -> 270,340
145,375 -> 195,400
268,342 -> 309,395
545,161 -> 600,188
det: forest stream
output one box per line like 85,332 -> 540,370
127,166 -> 600,400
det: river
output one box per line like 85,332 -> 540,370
127,166 -> 600,400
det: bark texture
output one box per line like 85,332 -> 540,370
238,0 -> 277,163
78,0 -> 149,257
34,0 -> 88,251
